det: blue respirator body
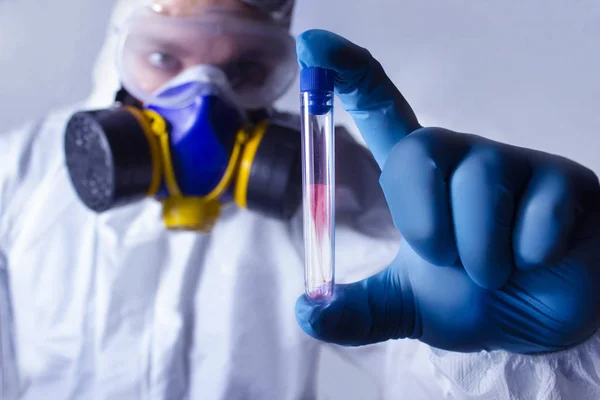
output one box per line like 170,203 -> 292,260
63,87 -> 302,231
149,95 -> 243,199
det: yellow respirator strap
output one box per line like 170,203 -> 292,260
235,120 -> 269,208
143,109 -> 183,197
138,109 -> 250,231
125,106 -> 163,196
203,126 -> 249,201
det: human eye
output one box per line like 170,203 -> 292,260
224,58 -> 268,91
148,51 -> 182,72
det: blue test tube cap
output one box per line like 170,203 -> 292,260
300,67 -> 336,93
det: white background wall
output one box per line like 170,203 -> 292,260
1,0 -> 599,172
1,1 -> 599,399
282,0 -> 600,175
0,0 -> 116,128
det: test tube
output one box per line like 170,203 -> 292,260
300,67 -> 336,300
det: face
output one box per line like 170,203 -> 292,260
122,0 -> 282,98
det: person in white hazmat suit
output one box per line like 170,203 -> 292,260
2,0 -> 600,399
0,0 -> 398,398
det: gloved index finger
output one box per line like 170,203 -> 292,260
297,29 -> 421,168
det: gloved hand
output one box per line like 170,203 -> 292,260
295,29 -> 600,354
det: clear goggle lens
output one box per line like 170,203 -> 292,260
117,7 -> 297,109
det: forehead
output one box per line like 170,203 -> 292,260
149,0 -> 268,19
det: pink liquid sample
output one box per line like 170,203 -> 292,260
305,183 -> 333,300
307,283 -> 333,300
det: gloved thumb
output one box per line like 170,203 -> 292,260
296,29 -> 421,168
295,266 -> 411,346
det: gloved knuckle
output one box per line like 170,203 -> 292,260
517,244 -> 554,267
469,145 -> 506,172
530,181 -> 572,221
410,126 -> 447,141
533,164 -> 596,216
543,153 -> 599,188
451,147 -> 504,189
541,167 -> 574,193
390,128 -> 436,166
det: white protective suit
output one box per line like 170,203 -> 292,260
2,1 -> 600,399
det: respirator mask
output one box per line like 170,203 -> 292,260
64,4 -> 302,232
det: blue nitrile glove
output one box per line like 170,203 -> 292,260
295,29 -> 600,354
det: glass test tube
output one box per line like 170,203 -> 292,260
300,67 -> 336,300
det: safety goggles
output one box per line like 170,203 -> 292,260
116,5 -> 298,110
